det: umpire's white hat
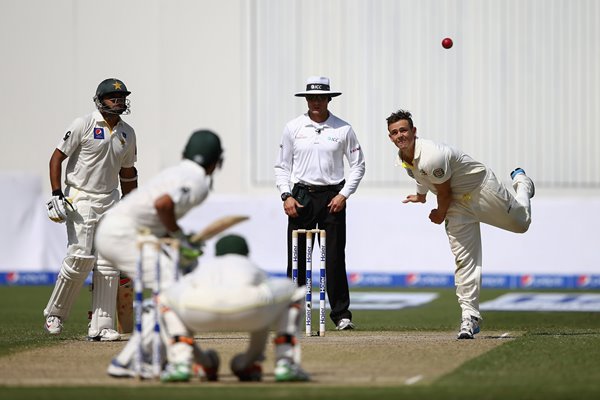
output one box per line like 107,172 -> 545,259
295,76 -> 342,97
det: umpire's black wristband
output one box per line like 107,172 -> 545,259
52,189 -> 64,199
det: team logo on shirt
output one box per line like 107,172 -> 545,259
419,169 -> 428,176
62,131 -> 71,141
122,132 -> 127,139
93,128 -> 105,139
433,168 -> 445,178
327,137 -> 340,143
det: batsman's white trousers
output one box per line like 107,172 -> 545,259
44,187 -> 119,323
95,215 -> 178,292
446,170 -> 533,320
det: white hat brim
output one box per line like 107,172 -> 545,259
295,90 -> 342,97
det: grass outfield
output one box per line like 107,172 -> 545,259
1,286 -> 599,399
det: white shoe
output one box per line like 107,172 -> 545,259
44,316 -> 63,335
107,359 -> 154,379
457,316 -> 480,339
335,318 -> 355,330
88,328 -> 121,342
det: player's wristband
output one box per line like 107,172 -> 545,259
120,175 -> 138,183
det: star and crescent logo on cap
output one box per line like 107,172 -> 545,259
112,81 -> 123,90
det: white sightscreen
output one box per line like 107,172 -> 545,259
247,0 -> 600,188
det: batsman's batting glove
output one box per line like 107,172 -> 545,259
170,230 -> 204,272
46,189 -> 76,223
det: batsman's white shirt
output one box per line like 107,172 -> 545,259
96,159 -> 211,288
274,112 -> 365,198
57,110 -> 136,194
106,159 -> 210,237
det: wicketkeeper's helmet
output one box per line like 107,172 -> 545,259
215,234 -> 249,256
183,129 -> 224,168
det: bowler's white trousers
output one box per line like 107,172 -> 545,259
445,170 -> 533,320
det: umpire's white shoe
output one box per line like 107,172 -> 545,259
44,316 -> 63,335
335,318 -> 355,330
88,328 -> 121,342
457,316 -> 480,339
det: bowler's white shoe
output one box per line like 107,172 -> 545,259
457,316 -> 480,339
44,316 -> 63,335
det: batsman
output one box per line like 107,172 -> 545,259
43,78 -> 137,341
95,129 -> 223,299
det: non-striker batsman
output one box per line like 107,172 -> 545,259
44,78 -> 138,341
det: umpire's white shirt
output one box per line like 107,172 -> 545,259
274,112 -> 365,199
57,110 -> 137,194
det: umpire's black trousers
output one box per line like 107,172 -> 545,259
286,182 -> 351,324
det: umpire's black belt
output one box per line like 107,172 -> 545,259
294,181 -> 344,193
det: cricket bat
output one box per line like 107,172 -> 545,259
116,277 -> 134,334
189,215 -> 249,243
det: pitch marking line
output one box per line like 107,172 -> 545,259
405,374 -> 423,385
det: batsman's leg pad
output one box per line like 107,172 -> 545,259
88,260 -> 119,337
112,304 -> 163,368
43,255 -> 96,320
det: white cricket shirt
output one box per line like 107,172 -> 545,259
274,112 -> 365,198
57,111 -> 136,194
107,159 -> 211,236
397,138 -> 486,195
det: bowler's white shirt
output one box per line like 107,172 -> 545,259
274,112 -> 365,198
57,110 -> 136,194
397,138 -> 486,195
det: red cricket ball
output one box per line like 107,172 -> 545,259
442,37 -> 453,49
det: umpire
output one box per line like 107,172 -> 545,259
274,76 -> 365,330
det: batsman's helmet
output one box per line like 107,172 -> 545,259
215,234 -> 249,256
183,129 -> 224,168
93,78 -> 131,115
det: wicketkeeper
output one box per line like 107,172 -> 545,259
156,234 -> 309,382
